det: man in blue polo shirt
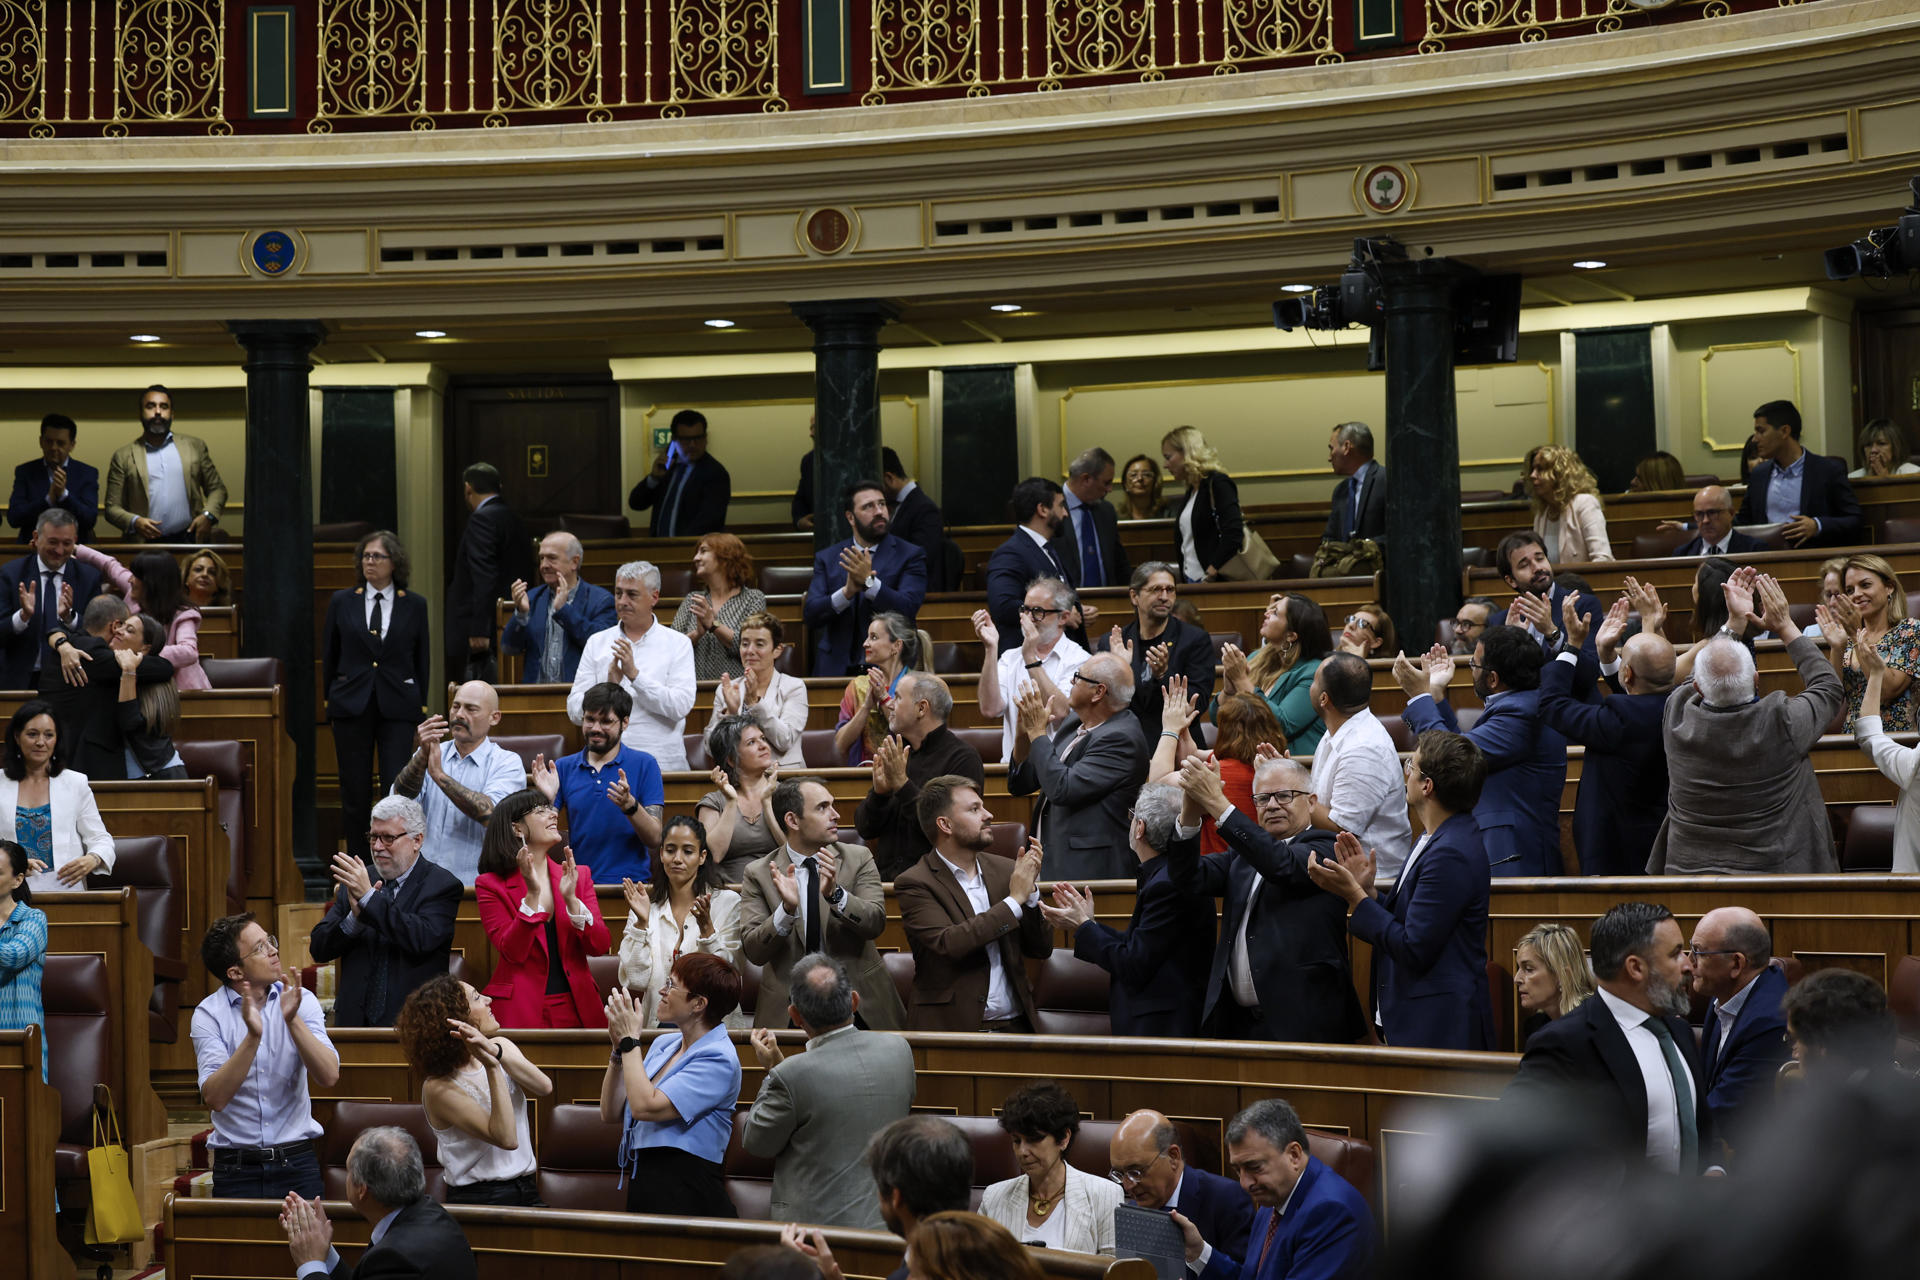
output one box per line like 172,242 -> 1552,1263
532,681 -> 665,884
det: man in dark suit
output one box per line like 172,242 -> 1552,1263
1,508 -> 102,690
1008,653 -> 1147,881
630,408 -> 731,537
1690,907 -> 1791,1167
1168,754 -> 1366,1044
1505,902 -> 1711,1173
1321,421 -> 1386,546
41,594 -> 174,779
1734,399 -> 1862,547
305,796 -> 463,1027
1172,1098 -> 1374,1280
1050,447 -> 1130,591
1398,625 -> 1568,877
1110,1109 -> 1254,1264
9,414 -> 98,544
1040,782 -> 1213,1037
801,479 -> 929,678
280,1126 -> 476,1280
1493,531 -> 1600,659
1309,730 -> 1493,1051
1670,484 -> 1768,557
881,448 -> 948,592
446,462 -> 530,683
500,531 -> 617,684
893,775 -> 1052,1032
985,476 -> 1077,654
1537,599 -> 1673,876
792,414 -> 816,531
854,673 -> 984,880
1097,561 -> 1216,747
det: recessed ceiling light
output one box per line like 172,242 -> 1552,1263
1572,260 -> 1607,270
704,319 -> 735,329
129,333 -> 161,343
989,303 -> 1021,312
1280,284 -> 1314,294
414,329 -> 447,339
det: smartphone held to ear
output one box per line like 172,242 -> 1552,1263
665,440 -> 686,469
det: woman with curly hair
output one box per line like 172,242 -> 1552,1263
1526,445 -> 1614,564
1213,594 -> 1333,756
909,1212 -> 1048,1280
673,532 -> 766,680
395,974 -> 553,1205
978,1081 -> 1120,1255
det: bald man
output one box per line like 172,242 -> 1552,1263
393,681 -> 529,884
1009,649 -> 1149,881
1108,1111 -> 1253,1263
1670,485 -> 1767,558
1537,598 -> 1674,876
1690,907 -> 1790,1166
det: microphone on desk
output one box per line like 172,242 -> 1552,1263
1488,852 -> 1526,867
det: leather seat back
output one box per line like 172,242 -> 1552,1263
201,657 -> 285,688
555,512 -> 631,541
178,738 -> 249,912
758,565 -> 812,597
800,729 -> 844,769
724,1109 -> 777,1219
1305,1131 -> 1376,1206
42,953 -> 112,1146
1843,804 -> 1897,872
492,734 -> 565,776
536,1103 -> 626,1211
882,951 -> 914,1010
92,834 -> 188,1041
320,1101 -> 445,1201
1032,953 -> 1112,1036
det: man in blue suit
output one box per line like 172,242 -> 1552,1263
1734,399 -> 1861,548
1172,1098 -> 1374,1280
1039,782 -> 1214,1036
1493,531 -> 1600,661
1690,907 -> 1790,1167
1108,1109 -> 1253,1264
500,531 -> 616,684
985,476 -> 1079,654
1537,598 -> 1673,876
9,414 -> 98,545
0,509 -> 103,691
1309,728 -> 1493,1050
1398,625 -> 1567,877
801,479 -> 928,677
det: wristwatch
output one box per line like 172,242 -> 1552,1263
616,1035 -> 641,1058
864,573 -> 881,593
622,799 -> 641,816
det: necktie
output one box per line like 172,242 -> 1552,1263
1643,1016 -> 1699,1170
801,857 -> 822,952
363,877 -> 390,1021
661,466 -> 688,537
1042,541 -> 1069,585
42,570 -> 58,626
368,591 -> 383,639
1710,543 -> 1722,556
1253,1207 -> 1282,1273
1349,472 -> 1363,539
1061,726 -> 1090,761
1077,506 -> 1103,588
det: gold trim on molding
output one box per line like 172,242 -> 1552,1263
1699,340 -> 1800,452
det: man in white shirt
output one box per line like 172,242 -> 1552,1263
1303,653 -> 1412,876
568,559 -> 696,770
973,577 -> 1088,763
391,680 -> 529,885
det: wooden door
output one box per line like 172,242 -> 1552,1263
445,378 -> 621,554
1853,303 -> 1920,458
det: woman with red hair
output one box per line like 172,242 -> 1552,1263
673,532 -> 766,680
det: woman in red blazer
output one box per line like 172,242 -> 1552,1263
475,789 -> 610,1029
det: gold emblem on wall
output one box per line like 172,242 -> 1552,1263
801,208 -> 858,255
527,445 -> 550,479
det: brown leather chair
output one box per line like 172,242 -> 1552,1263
801,729 -> 845,768
953,727 -> 1001,762
724,1109 -> 777,1219
178,738 -> 250,913
932,642 -> 979,674
1843,804 -> 1897,872
555,512 -> 631,541
1376,714 -> 1414,752
202,656 -> 285,688
1888,955 -> 1920,1039
684,731 -> 713,771
1459,546 -> 1492,569
739,953 -> 764,1020
759,565 -> 813,597
1882,518 -> 1920,545
93,834 -> 190,1041
985,821 -> 1028,863
1208,633 -> 1244,666
882,950 -> 914,1010
1684,474 -> 1721,488
774,645 -> 804,677
1304,1130 -> 1376,1205
655,567 -> 694,599
1788,601 -> 1818,631
321,1101 -> 445,1201
314,520 -> 375,543
951,1114 -> 1018,1206
1632,528 -> 1693,559
42,953 -> 113,1191
448,952 -> 485,989
588,952 -> 626,997
536,1104 -> 626,1211
493,733 -> 566,774
1031,952 -> 1112,1036
1289,554 -> 1315,579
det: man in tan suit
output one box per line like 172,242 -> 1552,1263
103,385 -> 229,540
892,774 -> 1051,1032
739,777 -> 905,1030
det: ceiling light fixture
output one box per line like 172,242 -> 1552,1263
414,329 -> 447,338
989,303 -> 1022,312
1280,284 -> 1314,294
129,333 -> 161,343
1572,260 -> 1607,270
704,319 -> 736,329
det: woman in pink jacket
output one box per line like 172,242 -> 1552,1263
69,546 -> 207,690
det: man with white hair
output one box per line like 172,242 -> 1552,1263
569,559 -> 696,771
281,1126 -> 476,1279
974,576 -> 1088,763
1648,571 -> 1842,874
1008,650 -> 1148,881
501,530 -> 617,683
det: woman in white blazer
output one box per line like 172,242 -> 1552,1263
1526,445 -> 1615,564
979,1083 -> 1120,1256
1,700 -> 115,886
704,611 -> 807,769
615,815 -> 746,1028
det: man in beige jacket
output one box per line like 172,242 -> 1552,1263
103,385 -> 229,540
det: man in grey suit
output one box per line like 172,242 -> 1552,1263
1007,651 -> 1148,880
744,954 -> 917,1229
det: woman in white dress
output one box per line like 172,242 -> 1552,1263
617,813 -> 746,1027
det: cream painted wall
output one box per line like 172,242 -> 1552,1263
1663,313 -> 1849,479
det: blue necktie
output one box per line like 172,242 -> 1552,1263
1350,470 -> 1364,539
661,466 -> 688,536
1077,505 -> 1102,588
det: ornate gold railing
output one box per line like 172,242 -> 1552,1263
1420,0 -> 1717,50
0,0 -> 230,136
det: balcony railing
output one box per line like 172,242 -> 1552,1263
0,0 -> 1785,137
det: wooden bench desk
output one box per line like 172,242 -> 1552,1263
35,887 -> 166,1144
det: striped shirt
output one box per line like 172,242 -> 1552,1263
0,900 -> 49,1080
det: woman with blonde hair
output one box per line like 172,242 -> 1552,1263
1514,922 -> 1595,1046
1817,552 -> 1920,730
1628,451 -> 1687,493
180,548 -> 232,608
1526,445 -> 1613,564
1850,418 -> 1919,478
833,611 -> 929,764
672,532 -> 766,680
1161,426 -> 1243,583
705,610 -> 806,769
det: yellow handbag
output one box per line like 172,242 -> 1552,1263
84,1096 -> 145,1246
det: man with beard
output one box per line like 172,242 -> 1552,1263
531,681 -> 665,884
779,1114 -> 974,1280
1492,532 -> 1600,659
1505,902 -> 1712,1173
103,385 -> 228,541
1448,597 -> 1493,656
1096,561 -> 1215,747
802,479 -> 929,678
974,577 -> 1088,764
305,795 -> 463,1027
986,476 -> 1093,654
854,672 -> 984,880
391,680 -> 527,885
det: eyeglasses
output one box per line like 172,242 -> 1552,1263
1404,757 -> 1425,779
1344,615 -> 1376,631
1251,790 -> 1309,808
1019,605 -> 1064,618
367,830 -> 416,847
360,551 -> 391,562
245,934 -> 281,960
1108,1149 -> 1169,1187
1686,947 -> 1740,961
1451,617 -> 1484,631
1693,509 -> 1730,521
1071,672 -> 1106,688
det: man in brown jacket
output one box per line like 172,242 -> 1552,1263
739,777 -> 905,1030
892,775 -> 1052,1032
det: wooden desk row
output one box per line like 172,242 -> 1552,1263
35,888 -> 166,1145
0,1030 -> 61,1280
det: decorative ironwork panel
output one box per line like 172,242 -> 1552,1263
496,0 -> 603,110
1421,0 -> 1664,46
1221,0 -> 1334,63
0,1 -> 43,121
115,0 -> 228,128
316,0 -> 428,123
867,0 -> 980,104
667,0 -> 785,112
1046,0 -> 1155,85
